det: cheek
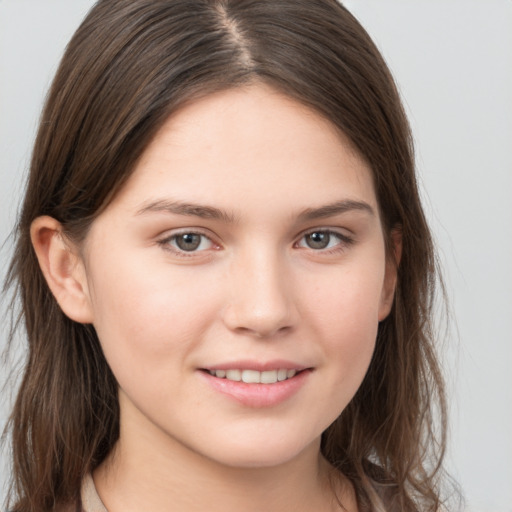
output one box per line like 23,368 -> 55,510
86,255 -> 220,373
304,255 -> 386,330
301,258 -> 385,383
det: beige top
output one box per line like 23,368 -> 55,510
79,473 -> 404,512
80,474 -> 108,512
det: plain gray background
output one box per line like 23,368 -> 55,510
1,1 -> 511,510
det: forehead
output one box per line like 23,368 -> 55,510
106,84 -> 378,219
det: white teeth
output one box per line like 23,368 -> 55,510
208,368 -> 300,383
277,369 -> 288,381
225,369 -> 242,381
260,370 -> 278,384
242,370 -> 260,383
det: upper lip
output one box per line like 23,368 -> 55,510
200,360 -> 310,372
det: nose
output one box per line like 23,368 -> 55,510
222,248 -> 298,338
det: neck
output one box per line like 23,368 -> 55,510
93,413 -> 356,512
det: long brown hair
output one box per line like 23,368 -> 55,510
3,1 -> 449,510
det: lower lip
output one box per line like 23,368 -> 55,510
199,370 -> 311,408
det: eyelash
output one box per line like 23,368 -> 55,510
157,230 -> 218,257
295,229 -> 354,254
157,228 -> 354,257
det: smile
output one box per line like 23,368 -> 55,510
207,368 -> 298,384
201,367 -> 310,408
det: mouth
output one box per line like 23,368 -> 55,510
204,368 -> 301,384
199,365 -> 311,407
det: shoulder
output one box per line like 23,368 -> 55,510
53,474 -> 108,512
80,473 -> 108,512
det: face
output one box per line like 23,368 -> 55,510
78,84 -> 396,468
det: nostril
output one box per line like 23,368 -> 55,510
234,324 -> 293,339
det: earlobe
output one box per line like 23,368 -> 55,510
30,216 -> 94,324
378,227 -> 402,321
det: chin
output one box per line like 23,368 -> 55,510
199,432 -> 321,470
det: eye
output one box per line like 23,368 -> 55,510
296,230 -> 351,251
161,232 -> 216,253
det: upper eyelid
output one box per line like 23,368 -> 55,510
158,227 -> 217,241
295,228 -> 355,250
157,229 -> 220,254
297,226 -> 354,240
156,226 -> 354,247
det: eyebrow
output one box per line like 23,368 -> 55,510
136,199 -> 237,223
135,198 -> 374,223
297,199 -> 375,221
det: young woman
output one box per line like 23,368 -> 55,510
3,1 -> 450,510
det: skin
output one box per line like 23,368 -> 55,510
32,84 -> 399,512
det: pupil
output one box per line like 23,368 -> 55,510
176,233 -> 201,251
307,232 -> 329,249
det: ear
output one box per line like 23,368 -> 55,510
30,216 -> 94,324
378,227 -> 402,321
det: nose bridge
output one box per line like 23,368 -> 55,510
223,242 -> 296,337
